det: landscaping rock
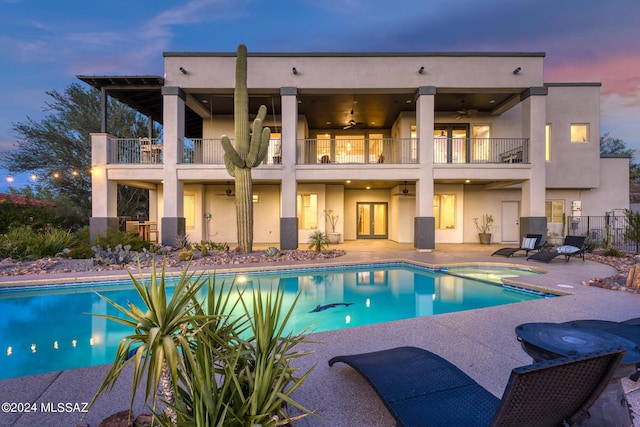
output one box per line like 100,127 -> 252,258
98,409 -> 134,427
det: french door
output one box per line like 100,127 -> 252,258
357,202 -> 388,239
434,124 -> 469,163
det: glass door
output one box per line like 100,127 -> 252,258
357,202 -> 388,239
434,125 -> 469,163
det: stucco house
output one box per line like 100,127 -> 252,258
80,51 -> 629,250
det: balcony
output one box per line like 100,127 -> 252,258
105,137 -> 529,166
107,137 -> 163,164
182,138 -> 282,165
297,138 -> 418,165
433,138 -> 529,164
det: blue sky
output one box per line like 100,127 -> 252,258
0,0 -> 639,192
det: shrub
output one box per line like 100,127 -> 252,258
94,229 -> 151,252
0,226 -> 77,260
178,250 -> 194,261
30,228 -> 77,259
265,246 -> 281,258
603,248 -> 625,257
175,233 -> 190,250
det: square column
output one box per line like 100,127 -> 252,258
280,87 -> 298,249
161,87 -> 186,245
90,133 -> 118,241
414,87 -> 436,250
520,87 -> 548,237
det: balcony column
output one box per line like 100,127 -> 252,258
414,86 -> 436,250
89,133 -> 118,241
280,87 -> 298,249
520,87 -> 548,238
161,86 -> 186,245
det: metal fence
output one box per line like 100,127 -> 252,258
568,214 -> 637,252
433,138 -> 529,164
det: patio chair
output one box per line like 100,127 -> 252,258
491,234 -> 544,258
527,235 -> 587,263
329,346 -> 623,427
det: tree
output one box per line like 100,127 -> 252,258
1,83 -> 153,226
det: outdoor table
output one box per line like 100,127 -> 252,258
515,322 -> 640,427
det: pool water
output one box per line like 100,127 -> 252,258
0,263 -> 542,380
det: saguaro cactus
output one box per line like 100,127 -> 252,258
221,44 -> 271,253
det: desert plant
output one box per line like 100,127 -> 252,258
220,44 -> 271,254
473,214 -> 494,234
178,250 -> 194,261
308,230 -> 330,252
90,263 -> 315,427
265,246 -> 281,258
624,209 -> 640,253
174,233 -> 190,250
30,228 -> 77,258
323,209 -> 339,233
0,226 -> 77,259
94,228 -> 151,253
92,243 -> 153,265
603,247 -> 624,257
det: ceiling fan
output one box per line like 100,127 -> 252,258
392,181 -> 415,196
344,98 -> 364,129
454,100 -> 478,121
216,181 -> 235,197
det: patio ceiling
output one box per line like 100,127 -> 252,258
77,75 -> 521,137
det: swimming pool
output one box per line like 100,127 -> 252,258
0,263 -> 542,380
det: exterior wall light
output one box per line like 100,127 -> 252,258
292,67 -> 298,75
179,67 -> 188,74
418,66 -> 425,74
513,67 -> 521,75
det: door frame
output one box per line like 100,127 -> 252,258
501,201 -> 520,243
356,202 -> 389,239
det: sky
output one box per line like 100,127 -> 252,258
0,0 -> 638,192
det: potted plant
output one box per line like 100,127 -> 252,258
323,209 -> 341,244
474,214 -> 494,244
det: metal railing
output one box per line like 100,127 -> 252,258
433,138 -> 529,164
182,138 -> 282,165
107,137 -> 163,164
297,138 -> 418,164
568,214 -> 635,252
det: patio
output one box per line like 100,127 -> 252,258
1,242 -> 639,426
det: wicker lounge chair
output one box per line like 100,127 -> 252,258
527,235 -> 586,263
491,234 -> 544,258
329,346 -> 623,427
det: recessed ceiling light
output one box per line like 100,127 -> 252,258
202,99 -> 208,103
326,121 -> 331,125
346,180 -> 351,184
366,186 -> 371,190
406,99 -> 412,104
465,179 -> 471,183
489,99 -> 496,104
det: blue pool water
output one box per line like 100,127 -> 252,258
0,263 -> 542,380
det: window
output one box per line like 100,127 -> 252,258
433,194 -> 456,229
545,200 -> 564,223
545,124 -> 551,161
570,124 -> 589,143
184,195 -> 195,230
297,194 -> 318,229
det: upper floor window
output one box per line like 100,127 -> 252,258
570,124 -> 589,143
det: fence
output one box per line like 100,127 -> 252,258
568,214 -> 638,252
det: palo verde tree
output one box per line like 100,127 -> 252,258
221,44 -> 271,253
1,83 -> 153,226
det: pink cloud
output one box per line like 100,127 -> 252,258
546,54 -> 640,107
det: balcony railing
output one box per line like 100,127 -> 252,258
106,137 -> 529,166
433,138 -> 529,164
297,138 -> 418,164
182,138 -> 282,165
107,137 -> 163,164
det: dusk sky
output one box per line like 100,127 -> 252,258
0,0 -> 638,192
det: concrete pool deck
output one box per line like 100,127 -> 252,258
1,241 -> 639,426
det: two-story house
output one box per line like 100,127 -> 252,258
81,51 -> 629,250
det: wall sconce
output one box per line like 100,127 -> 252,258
418,66 -> 425,74
179,67 -> 188,74
513,67 -> 521,75
292,67 -> 298,75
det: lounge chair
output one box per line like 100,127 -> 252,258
527,235 -> 587,263
329,346 -> 623,427
491,234 -> 544,258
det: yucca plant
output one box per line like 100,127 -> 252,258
308,230 -> 330,252
88,261 -> 208,423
